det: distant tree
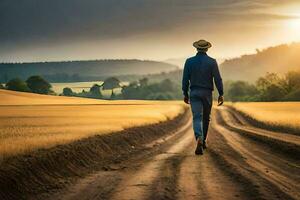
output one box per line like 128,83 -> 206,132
121,81 -> 140,99
227,81 -> 258,102
160,79 -> 175,92
256,72 -> 287,101
110,91 -> 116,99
281,71 -> 300,101
144,79 -> 175,95
139,77 -> 149,87
63,87 -> 74,96
89,84 -> 103,99
102,77 -> 121,99
6,78 -> 30,92
260,84 -> 286,101
0,84 -> 4,89
283,88 -> 300,101
284,71 -> 300,93
26,76 -> 52,94
256,72 -> 282,91
121,78 -> 180,100
76,89 -> 88,98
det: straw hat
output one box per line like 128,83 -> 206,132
193,40 -> 212,49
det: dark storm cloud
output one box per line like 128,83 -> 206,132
0,0 -> 297,48
1,0 -> 299,63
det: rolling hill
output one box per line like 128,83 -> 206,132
220,42 -> 300,82
0,59 -> 178,83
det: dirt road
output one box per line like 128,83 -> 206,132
49,106 -> 300,200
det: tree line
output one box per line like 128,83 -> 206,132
63,77 -> 182,100
2,71 -> 300,102
0,75 -> 182,100
225,71 -> 300,101
0,76 -> 54,95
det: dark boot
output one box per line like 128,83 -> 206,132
195,138 -> 203,155
203,141 -> 207,149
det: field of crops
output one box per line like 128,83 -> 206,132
0,89 -> 186,159
230,102 -> 300,132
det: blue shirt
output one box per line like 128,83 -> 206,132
182,52 -> 223,97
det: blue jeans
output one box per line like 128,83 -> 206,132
190,89 -> 213,141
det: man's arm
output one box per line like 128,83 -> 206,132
212,60 -> 223,96
212,60 -> 224,105
182,60 -> 190,98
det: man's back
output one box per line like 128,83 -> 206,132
182,52 -> 223,97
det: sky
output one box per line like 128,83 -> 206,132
1,0 -> 300,63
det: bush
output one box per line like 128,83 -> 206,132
89,84 -> 103,99
259,84 -> 286,101
6,78 -> 30,92
227,81 -> 258,102
121,78 -> 180,100
26,76 -> 52,94
283,88 -> 300,101
0,84 -> 4,89
63,87 -> 74,96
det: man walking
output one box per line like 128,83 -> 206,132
182,39 -> 224,155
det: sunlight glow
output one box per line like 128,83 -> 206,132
286,17 -> 300,31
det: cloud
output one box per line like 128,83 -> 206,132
0,0 -> 299,61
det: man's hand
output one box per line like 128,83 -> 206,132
218,96 -> 224,106
184,96 -> 190,104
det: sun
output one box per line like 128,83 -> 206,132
286,18 -> 300,31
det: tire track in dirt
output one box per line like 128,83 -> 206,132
227,105 -> 300,137
177,145 -> 204,200
48,106 -> 299,200
220,107 -> 300,160
213,107 -> 300,199
146,154 -> 185,200
148,127 -> 259,200
209,126 -> 293,200
48,116 -> 192,200
126,125 -> 259,200
145,128 -> 199,200
221,106 -> 300,167
110,125 -> 194,200
177,147 -> 254,200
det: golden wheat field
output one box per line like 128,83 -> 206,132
230,102 -> 300,131
0,89 -> 186,159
